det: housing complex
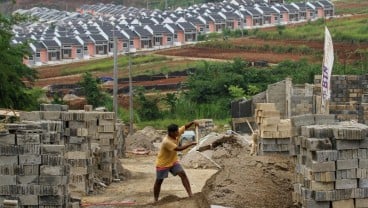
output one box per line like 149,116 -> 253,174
12,0 -> 334,67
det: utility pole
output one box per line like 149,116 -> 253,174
128,39 -> 134,135
165,0 -> 168,10
113,25 -> 118,122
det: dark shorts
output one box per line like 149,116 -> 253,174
156,163 -> 184,180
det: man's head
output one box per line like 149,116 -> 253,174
167,124 -> 179,138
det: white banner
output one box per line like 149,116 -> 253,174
321,26 -> 334,113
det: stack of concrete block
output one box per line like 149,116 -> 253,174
92,112 -> 118,185
291,114 -> 368,208
20,104 -> 123,194
197,119 -> 214,139
359,104 -> 368,125
315,74 -> 368,124
255,103 -> 292,155
62,111 -> 94,195
0,122 -> 70,208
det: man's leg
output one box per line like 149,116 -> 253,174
154,179 -> 164,202
177,171 -> 193,197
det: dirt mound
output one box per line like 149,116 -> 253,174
180,132 -> 294,208
125,126 -> 164,152
203,152 -> 295,208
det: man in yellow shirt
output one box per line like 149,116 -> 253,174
153,121 -> 198,202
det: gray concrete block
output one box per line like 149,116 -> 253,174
355,198 -> 368,208
332,199 -> 354,208
19,155 -> 41,165
333,126 -> 367,140
312,150 -> 337,162
0,176 -> 16,185
335,179 -> 357,189
0,156 -> 18,165
302,199 -> 330,208
41,145 -> 65,154
260,138 -> 276,144
359,179 -> 368,188
310,161 -> 336,172
19,111 -> 41,121
38,195 -> 64,206
358,149 -> 368,159
16,175 -> 39,184
61,112 -> 74,121
313,190 -> 335,201
305,138 -> 332,151
314,114 -> 336,125
336,159 -> 358,170
40,104 -> 62,111
19,144 -> 40,155
0,134 -> 16,145
361,139 -> 368,148
40,166 -> 65,176
0,145 -> 19,156
18,195 -> 38,206
68,137 -> 86,144
40,111 -> 61,120
336,140 -> 360,150
336,169 -> 357,180
357,168 -> 368,179
23,165 -> 40,175
359,159 -> 368,169
39,176 -> 67,185
16,133 -> 40,145
338,149 -> 359,160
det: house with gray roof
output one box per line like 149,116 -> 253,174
41,39 -> 61,62
176,22 -> 197,42
164,23 -> 185,46
256,6 -> 279,25
131,26 -> 153,49
89,34 -> 108,55
57,36 -> 83,59
144,24 -> 173,48
207,13 -> 226,32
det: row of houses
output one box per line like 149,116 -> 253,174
14,0 -> 334,67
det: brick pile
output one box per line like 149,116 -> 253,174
255,103 -> 292,155
0,104 -> 124,207
315,74 -> 368,124
291,114 -> 368,208
0,122 -> 70,208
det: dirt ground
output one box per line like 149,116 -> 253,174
82,132 -> 295,208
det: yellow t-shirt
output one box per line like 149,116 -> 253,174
156,126 -> 185,168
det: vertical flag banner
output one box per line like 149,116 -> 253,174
321,26 -> 334,113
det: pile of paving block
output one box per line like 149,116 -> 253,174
255,103 -> 292,155
291,114 -> 368,208
0,104 -> 124,207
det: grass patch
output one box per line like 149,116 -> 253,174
254,15 -> 368,43
60,54 -> 169,76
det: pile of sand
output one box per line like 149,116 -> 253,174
125,126 -> 164,151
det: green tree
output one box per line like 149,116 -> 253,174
164,92 -> 178,113
228,85 -> 245,99
0,13 -> 38,110
79,72 -> 107,108
134,88 -> 161,121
